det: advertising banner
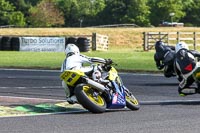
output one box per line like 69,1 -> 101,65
19,37 -> 65,52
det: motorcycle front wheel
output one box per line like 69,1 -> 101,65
75,84 -> 107,113
125,89 -> 140,110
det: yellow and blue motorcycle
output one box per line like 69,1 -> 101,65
60,62 -> 140,113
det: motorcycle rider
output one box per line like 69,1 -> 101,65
61,43 -> 112,104
154,40 -> 176,77
175,42 -> 200,96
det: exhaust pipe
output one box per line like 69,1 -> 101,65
82,78 -> 107,92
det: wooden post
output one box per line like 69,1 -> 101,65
167,32 -> 169,45
143,32 -> 148,51
177,32 -> 180,43
92,33 -> 96,51
159,32 -> 161,41
194,32 -> 196,50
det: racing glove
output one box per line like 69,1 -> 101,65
105,59 -> 113,65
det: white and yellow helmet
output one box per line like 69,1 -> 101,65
65,44 -> 80,56
175,42 -> 189,53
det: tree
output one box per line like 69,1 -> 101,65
24,0 -> 42,6
9,11 -> 26,26
98,0 -> 150,26
78,0 -> 106,26
0,0 -> 25,26
149,0 -> 185,26
7,0 -> 31,15
56,0 -> 79,27
181,0 -> 200,26
123,0 -> 150,26
28,0 -> 64,27
90,0 -> 106,16
98,0 -> 127,25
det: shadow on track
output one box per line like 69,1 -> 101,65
141,100 -> 200,106
139,83 -> 178,87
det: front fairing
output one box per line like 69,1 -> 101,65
107,67 -> 126,109
108,67 -> 118,81
108,67 -> 123,84
107,82 -> 126,109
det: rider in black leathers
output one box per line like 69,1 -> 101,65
174,42 -> 200,96
154,41 -> 176,77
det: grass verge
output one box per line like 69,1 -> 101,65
0,49 -> 159,72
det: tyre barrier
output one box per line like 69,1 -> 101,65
65,37 -> 77,48
65,37 -> 90,52
0,36 -> 20,51
11,37 -> 20,51
1,36 -> 11,51
0,36 -> 2,50
0,36 -> 90,52
76,37 -> 90,52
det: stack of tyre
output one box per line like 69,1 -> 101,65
0,36 -> 90,52
66,37 -> 90,52
0,36 -> 20,51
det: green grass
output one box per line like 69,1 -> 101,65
2,27 -> 200,72
0,49 -> 158,72
0,51 -> 65,69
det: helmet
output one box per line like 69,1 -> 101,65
65,44 -> 80,56
155,41 -> 165,47
155,41 -> 166,53
175,42 -> 189,53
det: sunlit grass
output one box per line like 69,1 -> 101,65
0,51 -> 65,69
0,49 -> 157,72
1,27 -> 199,71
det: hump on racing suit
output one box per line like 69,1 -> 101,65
176,49 -> 196,75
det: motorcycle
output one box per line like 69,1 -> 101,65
60,61 -> 140,113
193,62 -> 200,87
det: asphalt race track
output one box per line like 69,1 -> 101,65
1,69 -> 200,133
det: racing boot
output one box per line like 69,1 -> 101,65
62,81 -> 70,97
66,95 -> 78,104
62,81 -> 78,104
179,87 -> 198,96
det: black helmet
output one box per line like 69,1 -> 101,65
155,41 -> 165,51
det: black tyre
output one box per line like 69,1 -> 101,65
75,84 -> 106,113
125,89 -> 140,110
11,37 -> 20,51
77,37 -> 90,52
1,36 -> 11,51
0,36 -> 2,50
65,37 -> 68,48
66,37 -> 77,44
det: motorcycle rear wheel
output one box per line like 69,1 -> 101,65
75,84 -> 107,113
125,90 -> 140,110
